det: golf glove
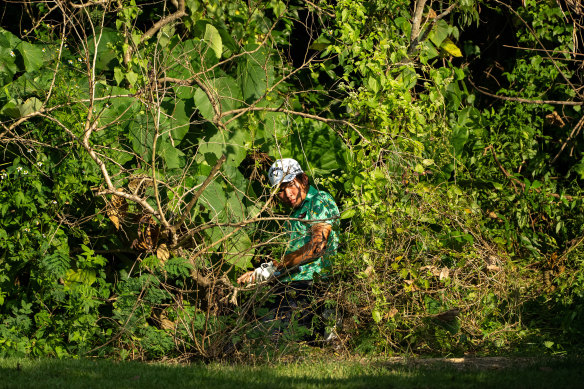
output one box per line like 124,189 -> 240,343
251,261 -> 278,283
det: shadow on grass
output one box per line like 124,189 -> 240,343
0,356 -> 583,389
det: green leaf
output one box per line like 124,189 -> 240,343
19,97 -> 42,117
0,100 -> 22,119
420,40 -> 439,62
204,23 -> 222,59
430,19 -> 449,48
368,76 -> 379,93
88,28 -> 121,71
194,88 -> 214,120
273,1 -> 286,17
0,44 -> 18,85
441,38 -> 462,57
16,41 -> 44,72
197,124 -> 250,166
194,76 -> 242,122
372,309 -> 382,323
157,138 -> 185,169
340,209 -> 356,219
309,35 -> 331,51
238,44 -> 273,101
114,67 -> 124,85
126,70 -> 138,86
224,229 -> 254,270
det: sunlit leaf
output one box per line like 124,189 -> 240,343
441,38 -> 463,57
204,23 -> 222,59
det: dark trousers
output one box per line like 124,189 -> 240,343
261,280 -> 320,341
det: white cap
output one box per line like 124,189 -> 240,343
268,158 -> 303,187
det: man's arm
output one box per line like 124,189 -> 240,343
237,223 -> 332,285
274,222 -> 332,270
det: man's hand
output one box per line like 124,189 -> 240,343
237,271 -> 256,285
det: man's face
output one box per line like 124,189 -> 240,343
277,178 -> 305,208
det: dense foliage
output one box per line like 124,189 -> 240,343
1,0 -> 583,360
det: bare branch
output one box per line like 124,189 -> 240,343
220,106 -> 370,143
124,0 -> 186,63
551,114 -> 584,163
170,154 -> 227,237
69,0 -> 110,9
468,77 -> 584,106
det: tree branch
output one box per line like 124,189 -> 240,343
220,106 -> 370,143
170,154 -> 227,236
468,77 -> 584,106
124,0 -> 186,63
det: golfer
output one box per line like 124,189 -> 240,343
237,158 -> 340,285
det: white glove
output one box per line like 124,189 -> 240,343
250,261 -> 277,283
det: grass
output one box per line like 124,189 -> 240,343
0,356 -> 582,389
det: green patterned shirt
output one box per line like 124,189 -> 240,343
279,185 -> 340,282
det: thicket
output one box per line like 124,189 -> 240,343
1,0 -> 583,361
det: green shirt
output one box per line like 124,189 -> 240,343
280,185 -> 340,282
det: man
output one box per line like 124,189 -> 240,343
237,158 -> 340,284
236,158 -> 340,341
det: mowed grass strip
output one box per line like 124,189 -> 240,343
0,356 -> 582,389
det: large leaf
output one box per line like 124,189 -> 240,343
161,93 -> 193,143
19,97 -> 42,117
441,38 -> 462,57
198,179 -> 226,219
223,228 -> 254,270
193,76 -> 243,121
197,125 -> 250,167
429,19 -> 450,48
194,87 -> 214,121
95,86 -> 139,127
450,107 -> 473,155
156,136 -> 185,170
204,23 -> 222,60
128,112 -> 155,162
237,44 -> 273,101
16,41 -> 44,72
0,29 -> 20,84
88,28 -> 121,71
0,42 -> 17,85
165,38 -> 202,79
263,115 -> 348,176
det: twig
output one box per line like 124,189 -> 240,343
124,0 -> 186,63
551,114 -> 584,163
468,77 -> 584,106
170,154 -> 227,234
494,0 -> 582,100
220,106 -> 370,144
484,145 -> 575,201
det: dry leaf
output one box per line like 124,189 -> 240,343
363,265 -> 374,277
439,267 -> 450,280
545,111 -> 565,127
487,265 -> 501,272
107,192 -> 128,230
108,214 -> 120,229
157,243 -> 170,262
